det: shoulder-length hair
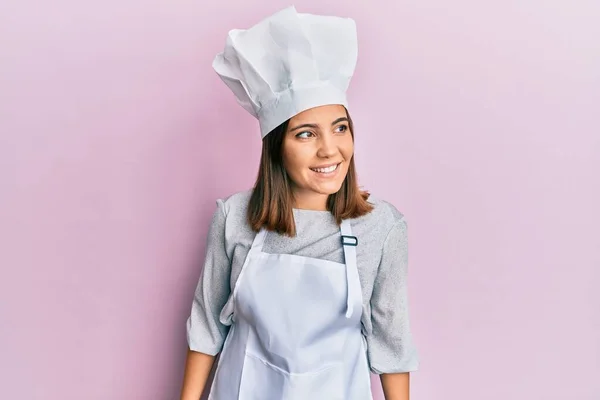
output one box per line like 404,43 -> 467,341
247,107 -> 374,236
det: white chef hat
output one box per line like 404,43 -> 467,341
212,5 -> 358,139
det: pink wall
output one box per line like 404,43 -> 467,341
2,1 -> 599,399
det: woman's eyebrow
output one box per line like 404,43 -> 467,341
331,117 -> 349,125
289,117 -> 349,132
289,123 -> 319,132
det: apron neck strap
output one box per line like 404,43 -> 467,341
340,219 -> 359,319
250,228 -> 268,254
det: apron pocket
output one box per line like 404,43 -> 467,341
239,352 -> 343,400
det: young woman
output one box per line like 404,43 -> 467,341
180,6 -> 419,400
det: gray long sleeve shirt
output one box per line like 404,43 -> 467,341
186,189 -> 419,374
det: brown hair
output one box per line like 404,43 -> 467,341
247,107 -> 374,236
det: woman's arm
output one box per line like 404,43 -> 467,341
367,214 -> 419,396
180,350 -> 216,400
181,199 -> 232,399
381,372 -> 410,400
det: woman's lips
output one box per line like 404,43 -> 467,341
309,162 -> 342,177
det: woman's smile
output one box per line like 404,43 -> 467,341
309,161 -> 342,176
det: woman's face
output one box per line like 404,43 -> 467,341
282,104 -> 354,209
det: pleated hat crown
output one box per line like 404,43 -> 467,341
212,6 -> 358,138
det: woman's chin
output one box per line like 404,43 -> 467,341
310,180 -> 345,195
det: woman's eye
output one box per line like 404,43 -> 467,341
335,124 -> 348,133
296,131 -> 313,139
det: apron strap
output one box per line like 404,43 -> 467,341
249,228 -> 268,254
340,219 -> 359,319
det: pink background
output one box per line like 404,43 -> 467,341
1,1 -> 599,399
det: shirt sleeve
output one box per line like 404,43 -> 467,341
186,199 -> 232,355
367,216 -> 420,374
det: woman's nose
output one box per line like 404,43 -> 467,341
316,136 -> 338,158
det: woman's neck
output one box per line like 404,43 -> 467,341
292,190 -> 329,211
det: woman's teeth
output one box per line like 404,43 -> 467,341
310,163 -> 339,173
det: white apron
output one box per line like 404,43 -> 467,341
208,219 -> 372,400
